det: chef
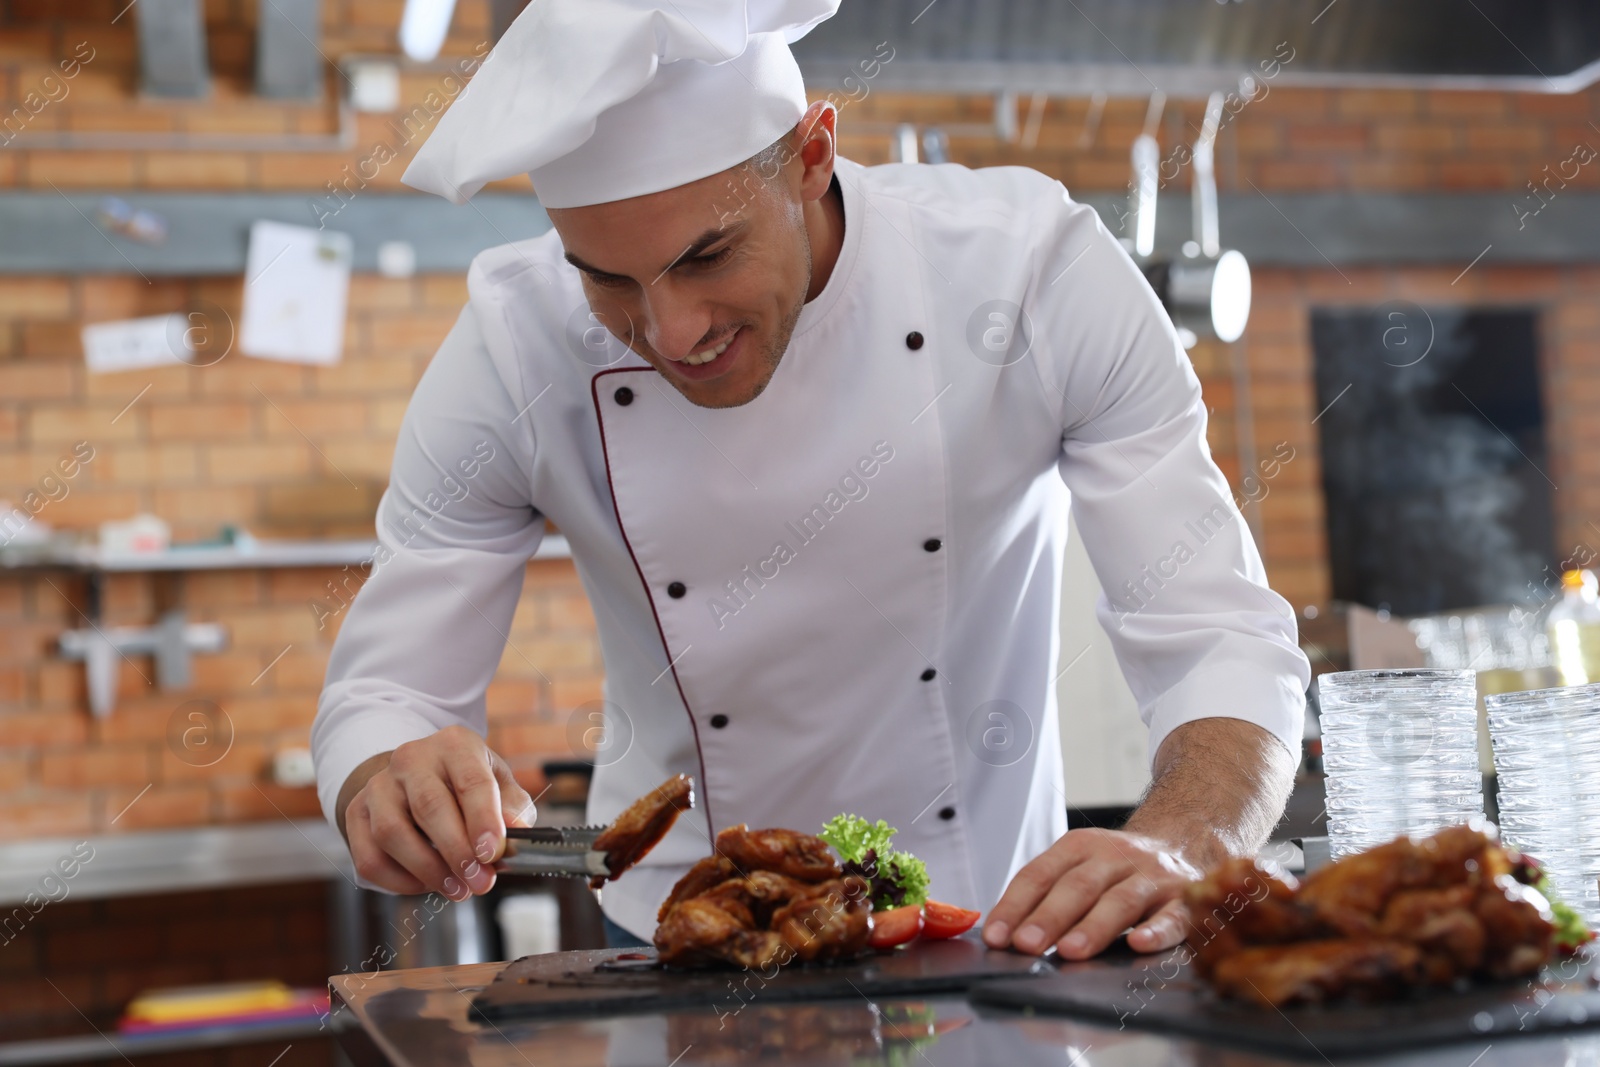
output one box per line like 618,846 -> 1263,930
311,0 -> 1311,959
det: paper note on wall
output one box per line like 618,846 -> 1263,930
81,314 -> 192,373
239,221 -> 352,365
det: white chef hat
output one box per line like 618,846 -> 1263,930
403,0 -> 841,207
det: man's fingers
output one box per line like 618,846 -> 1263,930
494,760 -> 537,830
1128,897 -> 1189,953
364,776 -> 466,899
983,838 -> 1087,948
1011,860 -> 1127,955
435,737 -> 508,882
347,797 -> 427,895
1054,876 -> 1159,959
406,773 -> 493,895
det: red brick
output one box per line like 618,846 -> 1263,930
0,279 -> 72,319
100,783 -> 212,830
38,745 -> 153,789
1285,123 -> 1368,153
215,782 -> 321,821
1425,90 -> 1511,118
23,150 -> 138,187
0,711 -> 90,747
0,794 -> 94,839
147,401 -> 257,441
1333,90 -> 1418,119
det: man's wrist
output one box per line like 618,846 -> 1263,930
336,751 -> 394,843
1119,814 -> 1231,871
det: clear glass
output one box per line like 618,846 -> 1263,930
1487,681 -> 1600,928
1318,669 -> 1484,858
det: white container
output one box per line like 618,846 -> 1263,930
1318,669 -> 1483,858
496,893 -> 562,960
1487,681 -> 1600,928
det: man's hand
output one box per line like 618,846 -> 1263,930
981,828 -> 1202,958
337,725 -> 537,900
984,717 -> 1297,959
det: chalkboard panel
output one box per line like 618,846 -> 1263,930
1310,307 -> 1554,615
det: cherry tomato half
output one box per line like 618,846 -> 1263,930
869,904 -> 924,949
921,900 -> 981,940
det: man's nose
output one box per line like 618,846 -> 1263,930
640,284 -> 713,362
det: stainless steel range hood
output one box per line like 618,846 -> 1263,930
793,0 -> 1600,96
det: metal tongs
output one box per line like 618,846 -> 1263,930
497,825 -> 610,879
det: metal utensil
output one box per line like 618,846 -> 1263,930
497,825 -> 610,879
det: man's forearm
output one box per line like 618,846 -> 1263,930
1121,717 -> 1298,872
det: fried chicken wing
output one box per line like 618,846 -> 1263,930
1378,884 -> 1485,981
657,854 -> 739,922
772,875 -> 873,963
1184,857 -> 1321,979
591,773 -> 695,888
1186,824 -> 1558,1008
1474,876 -> 1555,979
714,825 -> 842,882
653,827 -> 872,969
1210,939 -> 1424,1008
654,890 -> 788,969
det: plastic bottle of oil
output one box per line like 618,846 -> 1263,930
1547,569 -> 1600,686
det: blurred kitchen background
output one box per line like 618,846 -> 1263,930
4,0 -> 1600,1063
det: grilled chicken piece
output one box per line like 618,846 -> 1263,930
1378,884 -> 1486,982
1210,939 -> 1424,1008
714,825 -> 841,882
1296,823 -> 1503,937
657,855 -> 739,922
1184,857 -> 1322,979
1474,876 -> 1555,979
654,882 -> 789,970
653,829 -> 872,969
590,774 -> 695,888
1186,824 -> 1557,1007
772,875 -> 873,963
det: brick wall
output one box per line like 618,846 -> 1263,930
5,2 -> 1600,1055
4,8 -> 1600,818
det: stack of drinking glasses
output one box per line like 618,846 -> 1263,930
1486,682 -> 1600,928
1318,669 -> 1485,858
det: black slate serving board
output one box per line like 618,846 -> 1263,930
970,947 -> 1600,1060
470,936 -> 1054,1023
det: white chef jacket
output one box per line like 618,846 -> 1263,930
312,156 -> 1310,940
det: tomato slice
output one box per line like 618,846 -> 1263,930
869,904 -> 924,949
921,900 -> 981,940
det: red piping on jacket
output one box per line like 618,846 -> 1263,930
589,366 -> 715,843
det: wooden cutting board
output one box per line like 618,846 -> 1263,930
470,937 -> 1054,1023
969,946 -> 1600,1059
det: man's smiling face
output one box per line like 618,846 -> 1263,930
546,103 -> 838,409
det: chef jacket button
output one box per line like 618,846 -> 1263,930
905,331 -> 924,350
614,386 -> 634,406
667,581 -> 686,599
923,538 -> 942,552
938,806 -> 956,821
709,714 -> 730,729
920,667 -> 937,682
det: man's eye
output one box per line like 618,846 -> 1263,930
587,273 -> 629,288
693,247 -> 735,269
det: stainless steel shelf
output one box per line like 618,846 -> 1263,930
0,820 -> 353,907
0,534 -> 572,573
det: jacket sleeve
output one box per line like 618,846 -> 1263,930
1025,180 -> 1310,767
311,305 -> 546,830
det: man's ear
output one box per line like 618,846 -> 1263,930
796,101 -> 837,202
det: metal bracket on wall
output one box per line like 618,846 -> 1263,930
256,0 -> 325,100
137,0 -> 211,99
57,610 -> 228,720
